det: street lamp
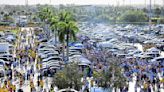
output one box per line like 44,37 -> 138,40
123,0 -> 125,6
163,0 -> 164,16
145,0 -> 147,7
149,0 -> 152,31
129,0 -> 132,6
49,0 -> 52,5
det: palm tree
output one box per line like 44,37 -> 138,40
58,11 -> 78,62
38,7 -> 53,37
58,19 -> 79,62
38,7 -> 52,22
49,15 -> 59,42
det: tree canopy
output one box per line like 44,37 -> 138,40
120,10 -> 148,23
53,63 -> 83,90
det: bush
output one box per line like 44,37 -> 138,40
0,22 -> 10,26
53,63 -> 83,90
120,10 -> 148,23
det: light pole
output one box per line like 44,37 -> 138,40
129,0 -> 132,6
25,0 -> 28,26
163,0 -> 164,16
25,0 -> 28,6
49,0 -> 52,5
154,0 -> 155,8
149,0 -> 152,31
123,0 -> 125,6
145,0 -> 147,7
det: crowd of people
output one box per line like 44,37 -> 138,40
0,29 -> 54,92
80,35 -> 164,92
121,58 -> 164,92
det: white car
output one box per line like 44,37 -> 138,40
151,56 -> 164,62
42,60 -> 61,64
0,57 -> 10,64
42,56 -> 62,62
0,60 -> 5,66
40,53 -> 59,58
38,50 -> 59,56
42,62 -> 60,67
38,44 -> 56,49
38,48 -> 55,53
0,54 -> 13,59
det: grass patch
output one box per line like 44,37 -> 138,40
10,29 -> 19,34
0,26 -> 20,34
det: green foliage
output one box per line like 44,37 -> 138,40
58,20 -> 79,42
38,7 -> 53,22
58,11 -> 79,43
0,22 -> 10,26
154,8 -> 161,17
3,14 -> 14,23
93,58 -> 127,89
38,8 -> 79,43
120,10 -> 148,23
53,63 -> 83,90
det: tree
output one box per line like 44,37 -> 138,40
93,57 -> 127,92
53,63 -> 83,90
154,8 -> 161,17
38,7 -> 54,38
0,11 -> 4,16
58,12 -> 79,62
120,10 -> 148,23
12,10 -> 16,15
21,10 -> 25,15
8,12 -> 13,16
49,15 -> 59,42
38,7 -> 53,22
3,14 -> 14,23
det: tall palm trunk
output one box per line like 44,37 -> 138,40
62,43 -> 65,63
54,30 -> 57,43
66,29 -> 69,62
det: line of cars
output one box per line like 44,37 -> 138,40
69,42 -> 92,68
79,23 -> 164,64
0,30 -> 17,77
34,27 -> 63,76
34,26 -> 92,74
37,43 -> 62,76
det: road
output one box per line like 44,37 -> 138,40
12,27 -> 52,92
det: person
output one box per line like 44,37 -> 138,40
40,79 -> 44,90
11,84 -> 16,92
0,87 -> 8,92
2,81 -> 7,89
30,80 -> 34,92
37,79 -> 40,87
36,63 -> 39,70
18,89 -> 23,92
50,85 -> 54,92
